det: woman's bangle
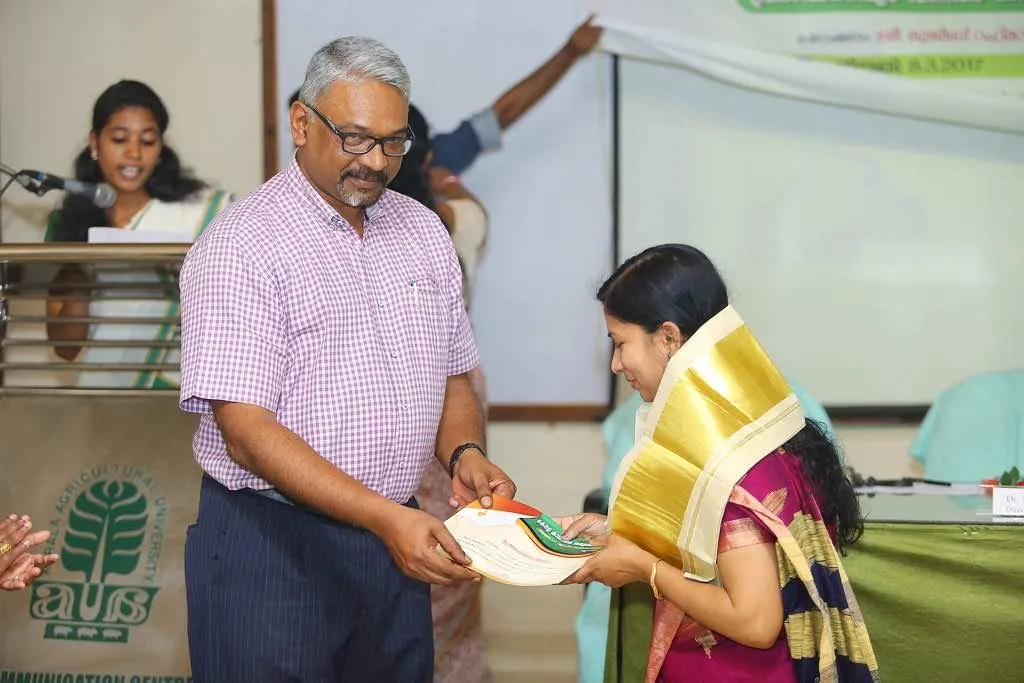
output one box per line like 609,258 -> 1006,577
649,559 -> 663,600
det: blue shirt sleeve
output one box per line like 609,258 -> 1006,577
430,107 -> 503,175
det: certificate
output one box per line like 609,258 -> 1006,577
443,496 -> 601,586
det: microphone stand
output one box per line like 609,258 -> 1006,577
0,162 -> 17,322
0,162 -> 20,198
0,162 -> 43,199
0,162 -> 47,296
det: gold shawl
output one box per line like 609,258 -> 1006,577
607,305 -> 805,580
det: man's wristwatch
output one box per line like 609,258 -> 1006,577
448,442 -> 486,479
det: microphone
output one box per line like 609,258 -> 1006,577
18,170 -> 117,209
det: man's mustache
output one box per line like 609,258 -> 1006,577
342,168 -> 388,185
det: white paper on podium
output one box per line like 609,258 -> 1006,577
87,227 -> 193,244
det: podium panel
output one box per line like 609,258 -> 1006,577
0,395 -> 199,681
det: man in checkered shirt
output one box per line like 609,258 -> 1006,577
177,36 -> 516,682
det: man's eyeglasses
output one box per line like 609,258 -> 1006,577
302,101 -> 414,157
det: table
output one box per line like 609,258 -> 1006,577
604,492 -> 1024,682
859,487 -> 1024,524
843,491 -> 1024,682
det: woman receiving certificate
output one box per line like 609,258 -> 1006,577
559,244 -> 879,682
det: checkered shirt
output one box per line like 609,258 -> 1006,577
179,158 -> 479,502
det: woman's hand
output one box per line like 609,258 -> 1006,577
428,166 -> 459,194
46,264 -> 92,360
0,514 -> 59,591
1,551 -> 59,591
554,512 -> 608,540
1,514 -> 37,574
563,534 -> 657,589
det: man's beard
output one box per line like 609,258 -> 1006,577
338,167 -> 389,208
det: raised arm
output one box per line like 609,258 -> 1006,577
492,17 -> 603,130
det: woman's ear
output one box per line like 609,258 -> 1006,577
659,321 -> 685,354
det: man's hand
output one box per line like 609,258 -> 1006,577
375,505 -> 481,586
449,450 -> 516,509
566,15 -> 603,57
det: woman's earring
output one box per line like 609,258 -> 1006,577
666,337 -> 681,360
90,149 -> 98,162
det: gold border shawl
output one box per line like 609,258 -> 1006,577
607,306 -> 805,581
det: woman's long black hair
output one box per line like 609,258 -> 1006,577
597,243 -> 863,552
52,80 -> 206,242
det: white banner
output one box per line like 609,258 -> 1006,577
592,1 -> 1024,133
607,3 -> 1024,405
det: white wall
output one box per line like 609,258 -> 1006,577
0,0 -> 263,243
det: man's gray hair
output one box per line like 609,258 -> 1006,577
298,36 -> 411,104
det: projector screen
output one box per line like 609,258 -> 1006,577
274,0 -> 614,411
617,57 -> 1024,406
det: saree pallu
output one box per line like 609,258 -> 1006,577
45,189 -> 232,389
604,306 -> 878,682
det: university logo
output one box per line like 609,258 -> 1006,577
27,464 -> 167,643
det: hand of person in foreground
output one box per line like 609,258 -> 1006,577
0,514 -> 59,591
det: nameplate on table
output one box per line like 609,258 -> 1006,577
991,487 -> 1024,517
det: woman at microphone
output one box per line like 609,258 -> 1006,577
44,80 -> 231,388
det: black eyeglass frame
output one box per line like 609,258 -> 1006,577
302,100 -> 414,157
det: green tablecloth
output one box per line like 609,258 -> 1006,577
604,493 -> 1024,682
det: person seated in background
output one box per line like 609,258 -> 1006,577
559,244 -> 877,682
0,514 -> 58,592
911,370 -> 1024,484
44,80 -> 232,388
